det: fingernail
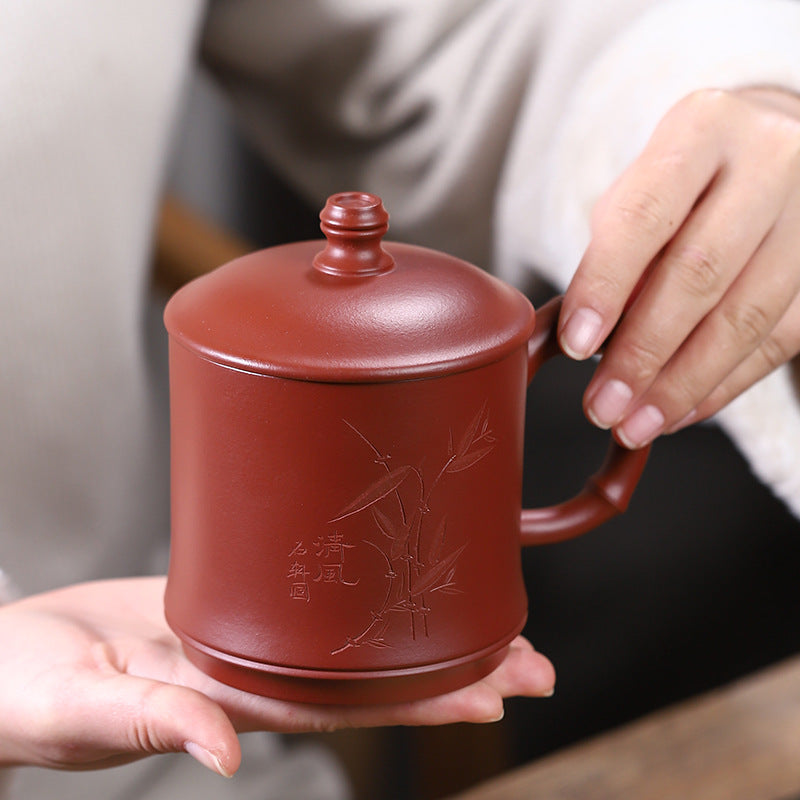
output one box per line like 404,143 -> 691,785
185,742 -> 232,778
587,379 -> 633,429
541,688 -> 555,698
617,405 -> 665,449
486,707 -> 505,723
560,308 -> 604,360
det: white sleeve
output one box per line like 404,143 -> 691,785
495,0 -> 800,517
203,0 -> 800,519
0,2 -> 204,596
201,0 -> 555,267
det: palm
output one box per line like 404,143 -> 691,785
0,577 -> 554,776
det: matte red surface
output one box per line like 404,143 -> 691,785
163,192 -> 649,704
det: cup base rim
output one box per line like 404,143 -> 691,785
176,619 -> 527,705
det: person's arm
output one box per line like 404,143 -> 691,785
0,577 -> 554,777
495,0 -> 800,516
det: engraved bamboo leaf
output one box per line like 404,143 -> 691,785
431,569 -> 460,595
390,527 -> 411,561
428,518 -> 447,565
408,544 -> 466,597
446,444 -> 495,473
380,504 -> 414,561
330,465 -> 413,522
454,404 -> 487,458
372,507 -> 397,541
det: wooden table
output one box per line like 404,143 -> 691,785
448,654 -> 800,800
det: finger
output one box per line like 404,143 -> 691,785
587,166 -> 788,435
559,93 -> 722,360
479,637 -> 555,698
217,678 -> 504,733
613,211 -> 800,447
32,669 -> 240,776
670,289 -> 800,430
203,638 -> 554,733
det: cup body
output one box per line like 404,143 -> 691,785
164,340 -> 530,703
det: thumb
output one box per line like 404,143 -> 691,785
54,671 -> 242,776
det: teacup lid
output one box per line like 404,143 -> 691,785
164,192 -> 534,382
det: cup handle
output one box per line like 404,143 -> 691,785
520,296 -> 650,546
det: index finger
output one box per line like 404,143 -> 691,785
559,94 -> 724,360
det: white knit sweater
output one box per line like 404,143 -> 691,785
2,0 -> 800,796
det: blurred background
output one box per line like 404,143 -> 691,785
160,71 -> 800,800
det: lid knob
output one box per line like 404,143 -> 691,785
313,192 -> 395,277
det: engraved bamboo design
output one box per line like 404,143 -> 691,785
329,404 -> 495,655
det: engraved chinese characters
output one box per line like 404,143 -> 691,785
287,533 -> 359,603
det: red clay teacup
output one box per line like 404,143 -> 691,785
163,192 -> 648,704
